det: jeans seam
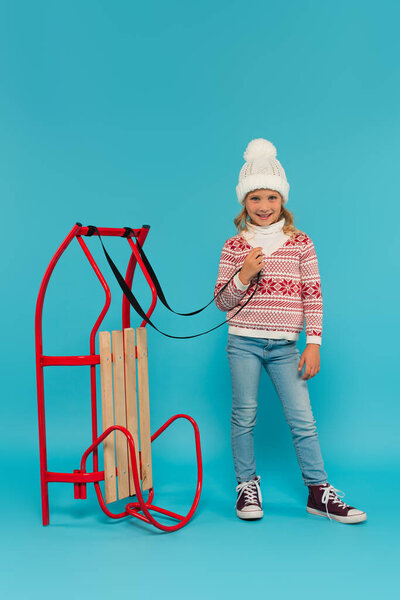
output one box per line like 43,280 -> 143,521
304,478 -> 328,486
228,349 -> 259,482
264,358 -> 328,485
264,361 -> 308,475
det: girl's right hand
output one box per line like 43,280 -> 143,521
239,247 -> 265,285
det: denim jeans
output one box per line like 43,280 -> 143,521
226,333 -> 328,486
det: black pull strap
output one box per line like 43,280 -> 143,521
123,225 -> 222,317
86,225 -> 260,340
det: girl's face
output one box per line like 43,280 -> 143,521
245,188 -> 282,226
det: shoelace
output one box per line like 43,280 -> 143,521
235,476 -> 262,508
321,484 -> 348,521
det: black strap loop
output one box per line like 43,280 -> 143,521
86,225 -> 260,340
122,227 -> 133,238
86,225 -> 97,237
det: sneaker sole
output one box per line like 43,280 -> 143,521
236,508 -> 264,520
306,506 -> 367,524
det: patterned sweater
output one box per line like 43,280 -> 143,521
214,219 -> 323,345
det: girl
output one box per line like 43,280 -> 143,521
214,138 -> 366,524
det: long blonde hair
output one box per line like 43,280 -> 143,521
233,191 -> 305,238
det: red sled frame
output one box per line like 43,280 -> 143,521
35,223 -> 203,531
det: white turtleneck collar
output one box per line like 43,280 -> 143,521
245,217 -> 285,235
240,216 -> 289,255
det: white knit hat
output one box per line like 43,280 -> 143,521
236,138 -> 290,206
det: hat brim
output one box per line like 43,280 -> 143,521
236,174 -> 289,205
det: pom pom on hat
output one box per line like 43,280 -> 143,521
243,138 -> 277,162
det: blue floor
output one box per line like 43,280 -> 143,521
2,452 -> 398,599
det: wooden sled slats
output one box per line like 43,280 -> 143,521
99,332 -> 117,504
112,330 -> 130,500
124,328 -> 140,496
99,327 -> 152,503
136,327 -> 153,491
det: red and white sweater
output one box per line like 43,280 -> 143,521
214,218 -> 323,345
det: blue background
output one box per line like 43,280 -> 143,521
1,0 -> 399,598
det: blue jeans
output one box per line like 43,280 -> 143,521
226,333 -> 328,486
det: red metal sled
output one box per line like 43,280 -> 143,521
35,223 -> 203,531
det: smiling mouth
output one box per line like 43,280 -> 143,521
257,213 -> 272,218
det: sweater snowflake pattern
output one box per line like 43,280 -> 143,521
214,230 -> 323,345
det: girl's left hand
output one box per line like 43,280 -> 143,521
298,345 -> 320,380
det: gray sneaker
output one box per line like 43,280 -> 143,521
235,475 -> 263,519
